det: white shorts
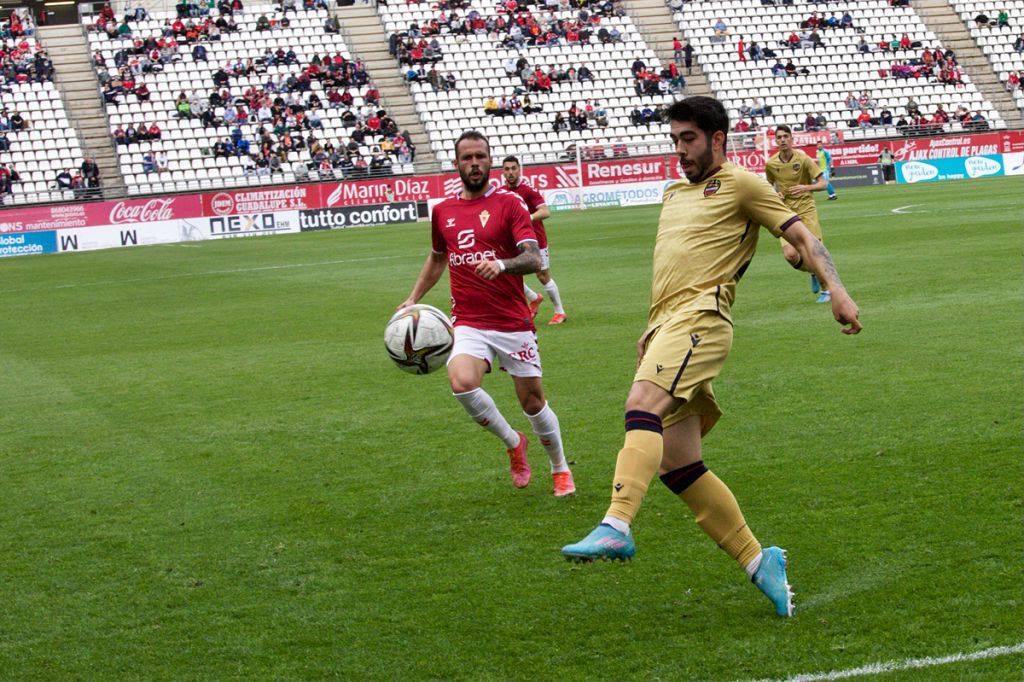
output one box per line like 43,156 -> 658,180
539,247 -> 550,271
448,325 -> 543,377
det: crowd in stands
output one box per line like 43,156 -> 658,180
87,0 -> 414,181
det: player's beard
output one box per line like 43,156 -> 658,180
460,163 -> 491,192
681,144 -> 715,183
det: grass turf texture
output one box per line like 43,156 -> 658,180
1,176 -> 1020,681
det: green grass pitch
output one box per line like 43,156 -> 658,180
1,176 -> 1020,680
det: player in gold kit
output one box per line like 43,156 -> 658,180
765,125 -> 832,302
561,97 -> 862,617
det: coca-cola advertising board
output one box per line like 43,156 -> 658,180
0,195 -> 202,233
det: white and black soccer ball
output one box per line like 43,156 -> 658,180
384,304 -> 454,375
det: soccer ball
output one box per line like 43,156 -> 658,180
385,304 -> 454,375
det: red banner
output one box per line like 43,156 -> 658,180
582,157 -> 668,186
0,195 -> 202,233
799,130 -> 1024,167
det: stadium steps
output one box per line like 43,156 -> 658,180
912,0 -> 1024,127
37,24 -> 124,197
620,0 -> 712,99
335,4 -> 441,171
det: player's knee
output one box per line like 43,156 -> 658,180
782,246 -> 801,267
520,393 -> 546,415
449,374 -> 481,394
537,270 -> 551,284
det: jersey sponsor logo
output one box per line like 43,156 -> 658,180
456,228 -> 475,249
479,210 -> 491,228
703,179 -> 721,198
449,249 -> 497,266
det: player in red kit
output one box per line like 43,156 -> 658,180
502,155 -> 568,325
399,131 -> 576,497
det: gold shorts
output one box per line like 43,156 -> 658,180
780,208 -> 822,246
633,310 -> 733,435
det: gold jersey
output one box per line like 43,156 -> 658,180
765,149 -> 822,220
651,162 -> 799,327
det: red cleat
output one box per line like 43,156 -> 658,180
528,294 -> 544,319
548,313 -> 567,325
552,470 -> 576,497
507,432 -> 531,488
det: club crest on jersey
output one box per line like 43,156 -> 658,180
703,179 -> 721,198
479,210 -> 490,228
792,163 -> 801,171
446,217 -> 456,229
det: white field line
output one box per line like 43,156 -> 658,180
0,254 -> 410,295
744,642 -> 1024,682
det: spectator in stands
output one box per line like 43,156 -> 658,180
997,9 -> 1010,28
142,152 -> 157,174
857,108 -> 872,128
1008,70 -> 1021,91
974,12 -> 992,28
324,16 -> 339,33
840,11 -> 854,29
0,132 -> 8,152
750,97 -> 768,117
859,90 -> 876,108
857,37 -> 871,53
814,111 -> 827,129
747,40 -> 763,62
0,162 -> 20,197
879,108 -> 893,125
771,59 -> 786,77
81,157 -> 100,190
55,168 -> 73,190
784,59 -> 797,76
804,112 -> 818,131
682,40 -> 694,75
156,151 -> 168,172
8,111 -> 25,131
906,96 -> 921,116
712,17 -> 729,42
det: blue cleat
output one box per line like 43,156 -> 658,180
752,546 -> 794,617
816,291 -> 831,304
561,524 -> 635,562
810,274 -> 821,294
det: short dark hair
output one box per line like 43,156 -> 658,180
666,96 -> 729,143
502,155 -> 520,166
776,124 -> 792,134
454,130 -> 490,157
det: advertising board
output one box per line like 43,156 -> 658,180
0,230 -> 56,257
300,202 -> 418,230
896,155 -> 1005,183
830,164 -> 886,188
182,211 -> 301,238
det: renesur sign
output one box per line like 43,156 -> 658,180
300,202 -> 418,231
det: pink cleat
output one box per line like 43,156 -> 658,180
548,313 -> 567,325
552,470 -> 576,497
528,294 -> 544,319
507,432 -> 531,488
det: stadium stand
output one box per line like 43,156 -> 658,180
81,1 -> 416,194
950,1 -> 1024,109
0,9 -> 90,205
669,0 -> 1005,137
377,0 -> 678,163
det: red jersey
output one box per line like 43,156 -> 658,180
431,186 -> 537,332
505,178 -> 548,248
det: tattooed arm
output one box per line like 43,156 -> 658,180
783,222 -> 863,335
475,240 -> 542,280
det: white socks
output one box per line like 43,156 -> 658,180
601,516 -> 631,535
453,388 -> 520,449
524,402 -> 569,473
523,284 -> 541,302
543,279 -> 565,314
744,552 -> 763,578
